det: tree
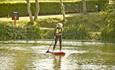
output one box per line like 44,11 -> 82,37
82,0 -> 87,14
34,0 -> 40,21
26,0 -> 39,24
26,0 -> 34,23
60,0 -> 66,24
98,0 -> 109,11
101,0 -> 115,42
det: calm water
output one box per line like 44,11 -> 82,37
0,43 -> 115,70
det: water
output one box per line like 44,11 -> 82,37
0,43 -> 115,70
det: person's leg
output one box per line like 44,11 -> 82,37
53,36 -> 58,51
59,35 -> 62,51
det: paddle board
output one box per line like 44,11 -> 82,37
48,51 -> 65,56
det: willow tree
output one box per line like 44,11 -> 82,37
26,0 -> 39,24
60,0 -> 66,23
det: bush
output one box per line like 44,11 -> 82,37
63,22 -> 89,40
65,14 -> 105,32
101,4 -> 115,42
36,14 -> 104,40
0,13 -> 105,40
62,14 -> 105,40
86,0 -> 108,12
36,18 -> 62,39
36,18 -> 62,28
41,29 -> 54,39
0,2 -> 27,17
0,22 -> 41,41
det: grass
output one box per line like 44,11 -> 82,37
0,13 -> 76,27
0,14 -> 70,28
0,13 -> 103,27
0,14 -> 76,22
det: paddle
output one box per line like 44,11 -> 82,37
46,40 -> 54,53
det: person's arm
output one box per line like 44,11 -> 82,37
61,28 -> 63,34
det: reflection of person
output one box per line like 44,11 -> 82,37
53,55 -> 62,70
53,23 -> 63,51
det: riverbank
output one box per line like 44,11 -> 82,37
0,40 -> 106,46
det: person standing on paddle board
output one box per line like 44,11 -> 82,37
53,23 -> 63,51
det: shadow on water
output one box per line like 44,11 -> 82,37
0,43 -> 115,70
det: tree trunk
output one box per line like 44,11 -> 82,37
26,0 -> 34,23
34,0 -> 39,21
82,0 -> 87,14
60,0 -> 66,23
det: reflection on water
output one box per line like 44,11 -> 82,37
0,51 -> 15,70
0,43 -> 115,70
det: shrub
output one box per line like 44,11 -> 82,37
41,29 -> 54,39
101,4 -> 115,42
0,13 -> 105,40
36,14 -> 104,40
86,0 -> 108,12
36,18 -> 62,28
65,14 -> 105,32
0,22 -> 41,41
63,22 -> 89,40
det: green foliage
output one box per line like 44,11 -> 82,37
37,2 -> 61,15
36,18 -> 62,39
101,4 -> 115,42
64,2 -> 81,13
63,15 -> 89,40
0,3 -> 27,17
85,0 -> 108,12
0,22 -> 41,41
65,14 -> 105,31
38,13 -> 104,40
24,22 -> 41,40
98,0 -> 109,11
0,13 -> 106,40
0,1 -> 106,17
41,29 -> 54,39
36,18 -> 62,28
62,14 -> 105,40
86,1 -> 99,12
63,23 -> 89,40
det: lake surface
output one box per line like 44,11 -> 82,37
0,42 -> 115,70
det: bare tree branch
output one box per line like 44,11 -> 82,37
82,0 -> 87,14
60,0 -> 66,23
34,0 -> 40,21
26,0 -> 34,23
